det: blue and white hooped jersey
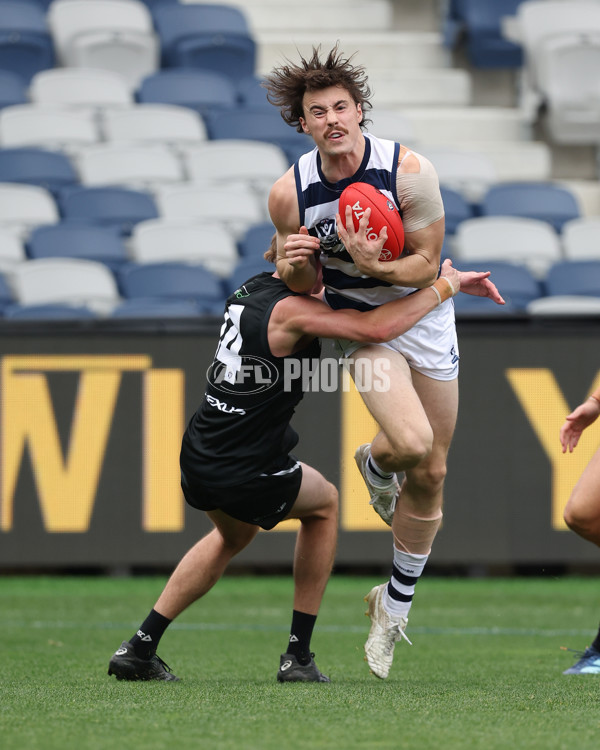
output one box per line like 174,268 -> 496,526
294,133 -> 414,312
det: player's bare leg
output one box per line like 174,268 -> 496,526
563,447 -> 600,546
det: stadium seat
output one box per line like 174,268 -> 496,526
238,222 -> 276,258
366,68 -> 472,107
0,181 -> 59,232
181,139 -> 288,203
421,147 -> 497,204
0,0 -> 55,82
9,257 -> 121,314
29,68 -> 133,108
203,106 -> 313,165
77,143 -> 184,190
3,301 -> 97,319
536,31 -> 600,144
545,260 -> 600,297
236,75 -> 271,109
156,183 -> 265,240
446,0 -> 524,68
100,104 -> 207,150
28,223 -> 129,271
244,0 -> 392,33
480,182 -> 580,232
0,105 -> 100,152
0,70 -> 28,109
526,294 -> 600,316
0,147 -> 78,195
58,185 -> 159,235
47,0 -> 159,89
453,215 -> 563,279
451,259 -> 541,313
130,219 -> 239,278
0,227 -> 26,269
439,186 -> 474,235
365,110 -> 417,143
110,297 -> 204,319
437,141 -> 553,184
226,257 -> 273,295
152,2 -> 255,80
137,69 -> 238,117
117,261 -> 226,309
0,269 -> 15,312
561,217 -> 600,260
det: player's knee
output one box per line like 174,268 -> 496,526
219,525 -> 257,554
563,502 -> 595,540
387,429 -> 433,469
409,460 -> 447,495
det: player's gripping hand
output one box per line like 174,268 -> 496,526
336,205 -> 388,274
283,226 -> 321,267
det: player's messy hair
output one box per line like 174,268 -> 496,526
262,43 -> 372,133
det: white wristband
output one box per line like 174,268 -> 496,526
431,284 -> 442,306
440,276 -> 457,298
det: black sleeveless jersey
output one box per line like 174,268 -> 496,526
181,273 -> 322,487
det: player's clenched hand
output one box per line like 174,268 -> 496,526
336,205 -> 387,273
560,399 -> 600,453
283,226 -> 321,267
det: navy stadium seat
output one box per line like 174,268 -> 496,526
58,185 -> 159,235
203,106 -> 313,164
0,0 -> 55,82
236,75 -> 271,109
0,69 -> 28,109
0,147 -> 78,194
480,182 -> 580,232
0,270 -> 14,313
28,224 -> 129,271
238,222 -> 276,258
445,0 -> 524,68
118,261 -> 226,309
153,3 -> 255,80
111,297 -> 203,319
3,302 -> 97,319
545,260 -> 600,298
137,69 -> 237,116
440,185 -> 474,234
226,257 -> 273,295
451,259 -> 541,313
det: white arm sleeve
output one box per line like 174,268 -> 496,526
395,152 -> 445,233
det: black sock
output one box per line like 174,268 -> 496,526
285,610 -> 317,665
130,609 -> 172,660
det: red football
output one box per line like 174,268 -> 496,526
339,182 -> 404,262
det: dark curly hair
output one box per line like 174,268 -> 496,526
262,44 -> 372,133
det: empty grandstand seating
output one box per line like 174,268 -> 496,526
367,68 -> 472,108
100,104 -> 207,149
238,222 -> 276,258
0,147 -> 78,195
439,187 -> 475,235
561,218 -> 600,260
156,183 -> 265,240
0,104 -> 100,152
451,259 -> 541,313
0,70 -> 28,109
0,181 -> 59,232
110,297 -> 204,319
545,260 -> 600,297
0,0 -> 55,83
130,219 -> 239,277
29,67 -> 133,107
137,68 -> 237,116
421,147 -> 497,204
58,185 -> 159,235
480,182 -> 581,232
28,223 -> 129,270
444,0 -> 524,68
526,295 -> 600,316
47,0 -> 159,89
0,269 -> 15,313
0,227 -> 26,270
227,257 -> 274,295
8,257 -> 121,314
77,143 -> 184,189
453,216 -> 563,279
117,261 -> 226,311
4,302 -> 97,319
152,2 -> 256,80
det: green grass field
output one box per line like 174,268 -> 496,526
2,574 -> 600,750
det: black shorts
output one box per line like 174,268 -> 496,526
180,456 -> 303,530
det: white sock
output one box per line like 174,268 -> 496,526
366,452 -> 395,487
383,548 -> 429,620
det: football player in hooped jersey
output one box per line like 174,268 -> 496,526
107,225 -> 501,683
264,45 -> 505,679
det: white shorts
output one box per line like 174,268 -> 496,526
333,299 -> 459,381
